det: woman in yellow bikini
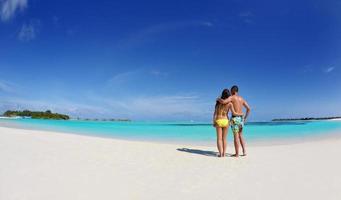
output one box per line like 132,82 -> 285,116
213,89 -> 242,157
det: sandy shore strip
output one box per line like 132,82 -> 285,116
1,126 -> 340,200
329,118 -> 341,121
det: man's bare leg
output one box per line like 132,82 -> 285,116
232,132 -> 240,157
239,128 -> 247,156
216,127 -> 223,157
222,127 -> 228,157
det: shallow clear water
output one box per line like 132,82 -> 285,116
1,118 -> 341,144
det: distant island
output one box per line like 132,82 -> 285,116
3,110 -> 70,120
272,117 -> 341,121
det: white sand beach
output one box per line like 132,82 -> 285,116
329,118 -> 341,121
1,126 -> 340,200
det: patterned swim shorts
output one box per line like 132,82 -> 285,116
231,116 -> 244,133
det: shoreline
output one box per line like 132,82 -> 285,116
329,118 -> 341,121
1,122 -> 341,147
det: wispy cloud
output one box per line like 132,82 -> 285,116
87,94 -> 211,120
119,20 -> 214,48
0,79 -> 15,93
239,11 -> 254,24
0,74 -> 211,119
0,0 -> 27,22
18,19 -> 40,41
107,70 -> 141,85
103,69 -> 210,118
107,69 -> 169,86
325,67 -> 335,73
0,97 -> 109,118
0,93 -> 211,120
0,71 -> 210,120
118,95 -> 207,117
142,20 -> 214,34
150,70 -> 168,77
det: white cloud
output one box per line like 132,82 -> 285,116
0,97 -> 108,118
0,72 -> 210,120
325,67 -> 335,73
107,69 -> 169,87
0,0 -> 27,22
0,94 -> 212,120
119,20 -> 214,48
142,20 -> 214,34
89,94 -> 211,120
18,20 -> 40,41
107,70 -> 141,85
103,69 -> 213,119
119,95 -> 201,114
0,80 -> 15,93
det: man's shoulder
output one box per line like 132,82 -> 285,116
232,95 -> 243,100
236,95 -> 246,102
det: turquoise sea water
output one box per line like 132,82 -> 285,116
1,118 -> 341,144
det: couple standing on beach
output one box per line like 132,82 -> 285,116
213,85 -> 251,158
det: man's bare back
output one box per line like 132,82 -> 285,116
230,95 -> 244,116
219,93 -> 250,121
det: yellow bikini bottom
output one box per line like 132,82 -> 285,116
215,119 -> 229,128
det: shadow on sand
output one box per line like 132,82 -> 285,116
177,148 -> 235,157
177,148 -> 217,157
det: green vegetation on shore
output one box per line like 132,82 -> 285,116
3,110 -> 70,120
272,117 -> 341,121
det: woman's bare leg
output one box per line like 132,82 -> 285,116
238,128 -> 247,156
222,127 -> 228,157
216,127 -> 223,157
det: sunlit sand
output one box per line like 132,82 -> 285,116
1,126 -> 340,200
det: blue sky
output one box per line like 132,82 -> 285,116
0,0 -> 340,121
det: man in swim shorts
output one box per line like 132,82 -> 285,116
218,85 -> 251,157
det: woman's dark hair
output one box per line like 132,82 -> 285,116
215,89 -> 231,107
221,89 -> 231,100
